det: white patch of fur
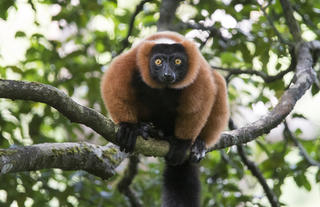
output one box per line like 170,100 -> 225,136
153,38 -> 176,44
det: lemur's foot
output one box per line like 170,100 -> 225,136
190,138 -> 206,163
165,137 -> 192,166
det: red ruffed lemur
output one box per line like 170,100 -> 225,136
101,31 -> 229,207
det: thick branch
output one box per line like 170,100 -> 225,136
0,79 -> 169,157
0,143 -> 126,180
279,0 -> 302,42
157,0 -> 181,31
237,145 -> 279,207
117,155 -> 142,207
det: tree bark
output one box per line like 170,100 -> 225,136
157,0 -> 181,31
0,142 -> 126,180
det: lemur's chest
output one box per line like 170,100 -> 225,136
131,71 -> 181,118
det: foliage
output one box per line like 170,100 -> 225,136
0,0 -> 320,206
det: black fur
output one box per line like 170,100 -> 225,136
132,71 -> 181,136
131,72 -> 200,207
132,72 -> 192,164
162,161 -> 201,207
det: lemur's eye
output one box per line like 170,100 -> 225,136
155,58 -> 162,65
175,58 -> 182,65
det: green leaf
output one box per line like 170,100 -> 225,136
311,84 -> 320,96
293,173 -> 312,191
292,113 -> 306,119
267,79 -> 285,98
316,170 -> 320,183
294,128 -> 303,136
0,0 -> 15,20
220,52 -> 240,64
15,31 -> 26,38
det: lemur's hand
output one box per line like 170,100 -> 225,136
116,122 -> 140,153
116,122 -> 164,153
139,122 -> 164,140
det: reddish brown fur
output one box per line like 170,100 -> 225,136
101,32 -> 229,148
101,47 -> 139,124
200,70 -> 229,147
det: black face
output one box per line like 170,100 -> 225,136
149,43 -> 188,85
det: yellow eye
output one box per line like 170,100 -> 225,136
175,58 -> 182,65
155,59 -> 162,65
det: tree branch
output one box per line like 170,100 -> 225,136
210,41 -> 318,151
177,22 -> 227,43
284,121 -> 320,168
229,120 -> 279,207
157,0 -> 182,31
237,145 -> 280,207
292,5 -> 320,36
279,0 -> 302,42
214,65 -> 293,83
117,155 -> 142,207
259,2 -> 290,45
118,0 -> 153,54
0,79 -> 169,157
0,41 -> 319,164
0,142 -> 126,180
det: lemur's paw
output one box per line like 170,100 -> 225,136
165,137 -> 192,166
139,122 -> 164,140
190,138 -> 206,163
116,122 -> 164,153
116,122 -> 139,153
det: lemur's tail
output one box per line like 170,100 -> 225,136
162,161 -> 201,207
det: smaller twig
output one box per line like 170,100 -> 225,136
157,0 -> 182,31
178,22 -> 228,43
117,155 -> 143,207
292,5 -> 320,36
118,0 -> 153,54
229,119 -> 279,207
283,121 -> 320,168
214,66 -> 293,83
259,3 -> 290,45
237,145 -> 280,207
220,150 -> 243,174
199,34 -> 211,50
279,0 -> 302,42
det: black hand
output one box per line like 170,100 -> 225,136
139,122 -> 164,140
165,137 -> 192,166
116,122 -> 165,153
190,138 -> 207,163
116,123 -> 139,153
